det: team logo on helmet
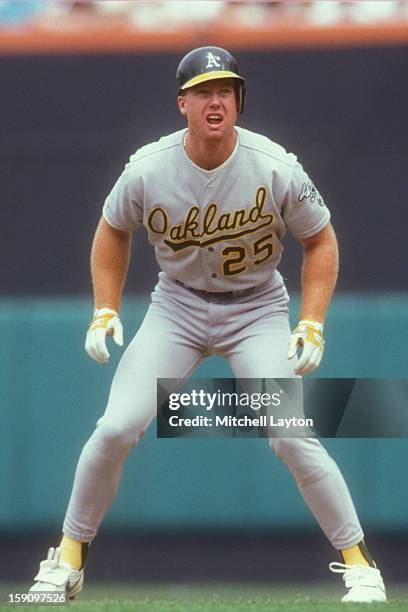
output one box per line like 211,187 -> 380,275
205,52 -> 222,69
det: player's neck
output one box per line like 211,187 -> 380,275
184,130 -> 237,171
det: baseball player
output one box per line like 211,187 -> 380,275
30,46 -> 386,603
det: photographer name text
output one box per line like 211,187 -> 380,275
167,414 -> 314,429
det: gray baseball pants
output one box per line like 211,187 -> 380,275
63,272 -> 363,549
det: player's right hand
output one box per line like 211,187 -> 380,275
85,307 -> 123,364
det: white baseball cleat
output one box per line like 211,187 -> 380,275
30,547 -> 84,600
329,562 -> 387,603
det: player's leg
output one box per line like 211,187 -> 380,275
225,312 -> 365,548
30,277 -> 207,595
64,300 -> 205,543
221,291 -> 385,601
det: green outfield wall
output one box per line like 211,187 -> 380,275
1,294 -> 407,532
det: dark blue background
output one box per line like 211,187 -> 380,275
2,46 -> 407,295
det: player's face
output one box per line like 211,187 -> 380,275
178,78 -> 238,143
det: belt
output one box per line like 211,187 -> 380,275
175,279 -> 257,299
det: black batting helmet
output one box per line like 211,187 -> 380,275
176,46 -> 246,114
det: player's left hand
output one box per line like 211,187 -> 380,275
287,319 -> 324,376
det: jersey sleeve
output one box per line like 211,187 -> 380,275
281,161 -> 330,239
102,161 -> 143,232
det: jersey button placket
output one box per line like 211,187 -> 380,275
203,180 -> 219,287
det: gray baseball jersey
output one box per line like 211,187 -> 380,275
103,126 -> 330,291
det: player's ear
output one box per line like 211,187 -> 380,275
178,94 -> 187,116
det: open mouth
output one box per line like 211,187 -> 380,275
206,113 -> 223,126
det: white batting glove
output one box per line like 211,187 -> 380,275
85,307 -> 123,364
287,319 -> 324,376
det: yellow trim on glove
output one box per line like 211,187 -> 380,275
88,312 -> 116,332
295,320 -> 324,350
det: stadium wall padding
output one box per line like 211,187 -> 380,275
1,294 -> 407,532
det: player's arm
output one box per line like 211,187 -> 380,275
288,222 -> 339,375
299,222 -> 339,323
85,217 -> 132,364
91,216 -> 132,312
